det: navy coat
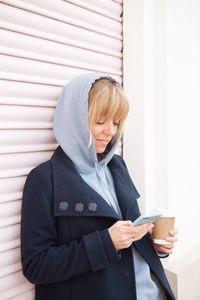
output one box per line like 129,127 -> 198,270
21,146 -> 175,300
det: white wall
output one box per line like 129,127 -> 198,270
167,0 -> 200,255
123,0 -> 200,255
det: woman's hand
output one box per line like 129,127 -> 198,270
108,220 -> 154,250
152,229 -> 179,255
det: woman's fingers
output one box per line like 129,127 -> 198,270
166,236 -> 178,243
131,224 -> 154,241
120,220 -> 133,227
170,228 -> 179,234
108,221 -> 152,250
154,243 -> 174,254
165,228 -> 179,243
108,220 -> 135,250
148,224 -> 155,235
159,246 -> 173,254
153,227 -> 179,255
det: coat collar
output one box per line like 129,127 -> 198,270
108,157 -> 140,219
50,146 -> 139,221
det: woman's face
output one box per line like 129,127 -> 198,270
91,118 -> 119,154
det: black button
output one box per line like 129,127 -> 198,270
59,201 -> 69,211
75,202 -> 84,212
88,202 -> 98,212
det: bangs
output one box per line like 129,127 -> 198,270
94,85 -> 128,123
88,77 -> 129,146
89,81 -> 129,125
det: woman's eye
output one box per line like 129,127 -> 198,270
96,120 -> 119,125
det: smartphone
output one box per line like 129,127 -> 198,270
131,212 -> 162,227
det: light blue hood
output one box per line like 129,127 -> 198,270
53,72 -> 122,215
53,72 -> 120,172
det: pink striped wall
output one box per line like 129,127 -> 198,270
0,0 -> 123,299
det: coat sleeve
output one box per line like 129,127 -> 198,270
21,164 -> 121,285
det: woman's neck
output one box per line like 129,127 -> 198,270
97,154 -> 101,162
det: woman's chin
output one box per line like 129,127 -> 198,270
96,146 -> 106,154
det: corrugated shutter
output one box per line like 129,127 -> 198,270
0,0 -> 123,299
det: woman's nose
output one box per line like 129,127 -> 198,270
104,123 -> 116,136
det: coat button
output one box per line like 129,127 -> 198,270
75,202 -> 84,212
88,202 -> 98,212
59,201 -> 69,211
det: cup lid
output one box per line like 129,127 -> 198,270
154,208 -> 175,217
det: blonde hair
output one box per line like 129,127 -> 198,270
88,77 -> 129,146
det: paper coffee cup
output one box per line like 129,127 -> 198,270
153,213 -> 175,245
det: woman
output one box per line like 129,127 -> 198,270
21,72 -> 177,300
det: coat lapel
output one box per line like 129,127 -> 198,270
51,146 -> 120,221
108,156 -> 140,221
51,146 -> 140,222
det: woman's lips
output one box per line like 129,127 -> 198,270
97,139 -> 110,145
